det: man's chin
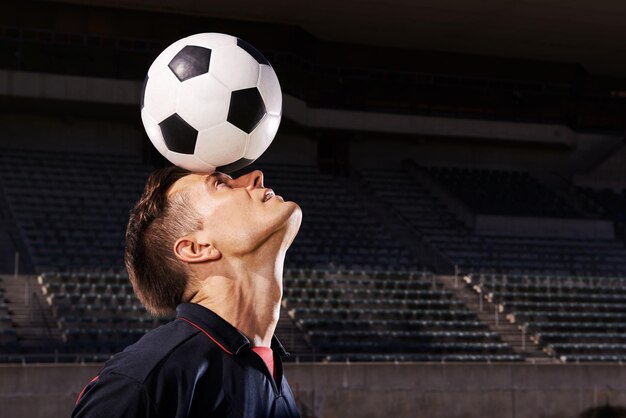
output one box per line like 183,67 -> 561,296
272,202 -> 301,248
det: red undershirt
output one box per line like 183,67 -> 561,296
251,346 -> 276,382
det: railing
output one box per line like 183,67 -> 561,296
32,290 -> 54,342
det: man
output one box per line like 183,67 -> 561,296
72,166 -> 303,418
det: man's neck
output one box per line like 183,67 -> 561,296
188,253 -> 284,347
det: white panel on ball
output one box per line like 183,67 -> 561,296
257,65 -> 282,116
143,67 -> 180,122
195,122 -> 249,167
175,73 -> 231,131
140,109 -> 170,157
166,151 -> 215,172
209,45 -> 260,91
244,113 -> 281,159
182,33 -> 236,49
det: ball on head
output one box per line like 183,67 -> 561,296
140,33 -> 282,173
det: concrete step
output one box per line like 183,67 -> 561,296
1,274 -> 64,349
437,275 -> 552,362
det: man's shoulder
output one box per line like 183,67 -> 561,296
99,318 -> 203,384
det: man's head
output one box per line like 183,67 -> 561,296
124,166 -> 302,317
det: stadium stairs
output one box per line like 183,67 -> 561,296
342,168 -> 454,274
276,306 -> 312,359
0,179 -> 33,275
437,275 -> 553,363
2,275 -> 63,359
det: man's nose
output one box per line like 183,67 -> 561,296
245,169 -> 264,189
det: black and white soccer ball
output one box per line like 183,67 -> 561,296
140,33 -> 282,173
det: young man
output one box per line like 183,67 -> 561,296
72,166 -> 303,418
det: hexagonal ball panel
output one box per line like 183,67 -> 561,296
159,113 -> 199,155
168,45 -> 212,82
227,88 -> 266,134
209,44 -> 259,91
195,122 -> 248,168
236,38 -> 270,66
175,73 -> 231,131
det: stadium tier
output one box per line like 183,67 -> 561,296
576,186 -> 626,230
0,149 -> 152,272
254,163 -> 422,272
425,166 -> 582,218
37,271 -> 169,360
283,268 -> 521,362
360,165 -> 626,275
0,150 -> 422,274
0,150 -> 625,362
3,23 -> 625,133
32,269 -> 520,362
466,273 -> 626,362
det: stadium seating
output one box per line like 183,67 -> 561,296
0,150 -> 422,274
0,149 -> 152,273
284,269 -> 522,362
3,150 -> 625,363
467,272 -> 626,362
35,268 -> 523,362
577,187 -> 626,221
360,166 -> 626,275
38,271 -> 169,355
254,163 -> 422,272
426,166 -> 581,218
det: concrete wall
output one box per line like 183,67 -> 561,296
2,69 -> 624,183
0,115 -> 316,167
2,69 -> 611,149
2,363 -> 626,418
349,133 -> 621,175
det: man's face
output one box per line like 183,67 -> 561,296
168,169 -> 302,257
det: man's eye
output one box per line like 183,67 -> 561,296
215,178 -> 229,188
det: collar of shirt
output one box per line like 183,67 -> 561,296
175,302 -> 289,357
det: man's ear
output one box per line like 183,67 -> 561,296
173,236 -> 221,263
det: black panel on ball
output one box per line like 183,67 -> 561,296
227,88 -> 266,134
158,114 -> 198,155
217,157 -> 255,174
236,38 -> 270,66
140,74 -> 149,110
168,45 -> 212,82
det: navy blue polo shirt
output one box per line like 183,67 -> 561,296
72,303 -> 301,418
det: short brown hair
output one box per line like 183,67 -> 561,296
124,166 -> 203,317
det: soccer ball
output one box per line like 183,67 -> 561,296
140,33 -> 282,173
